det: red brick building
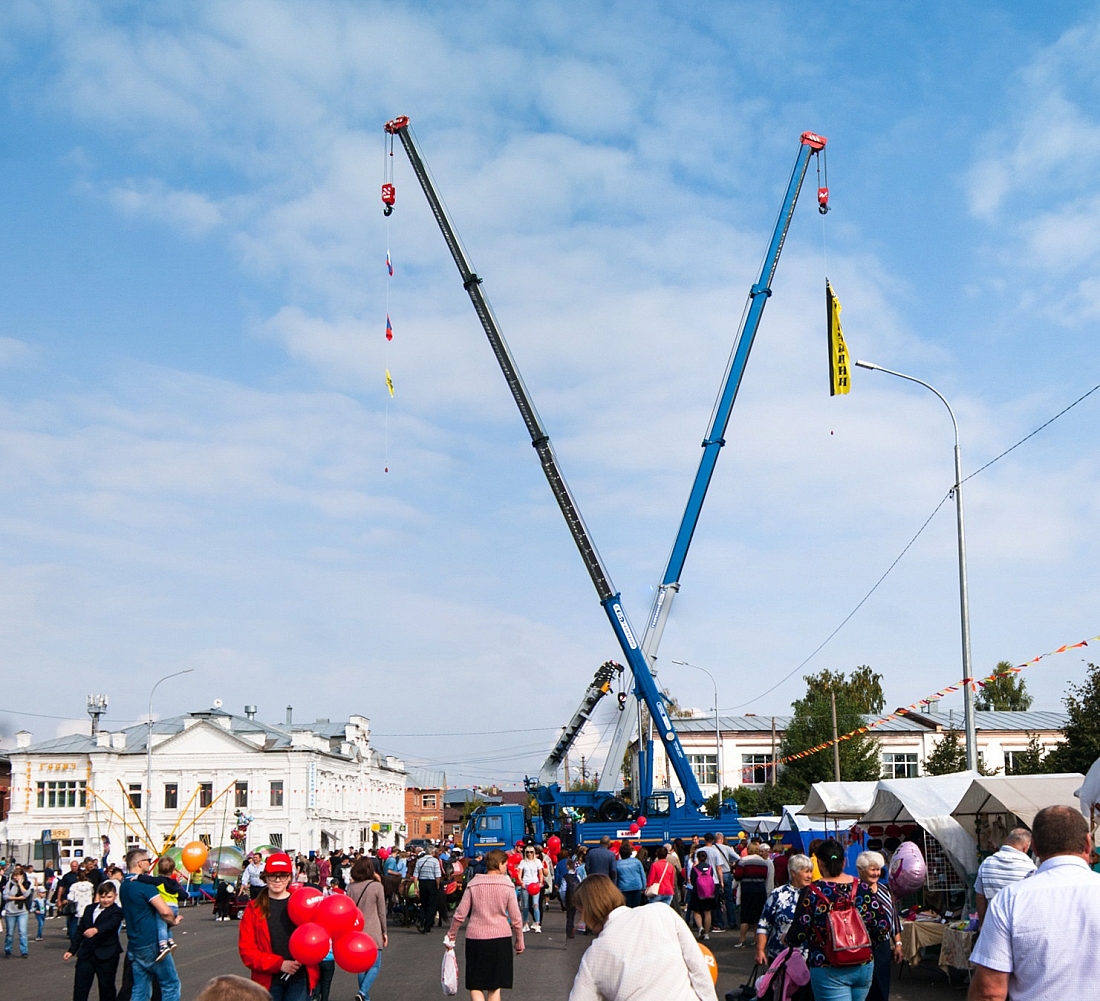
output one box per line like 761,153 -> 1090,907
405,769 -> 446,842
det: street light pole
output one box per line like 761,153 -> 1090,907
855,360 -> 978,771
146,669 -> 195,847
672,660 -> 722,797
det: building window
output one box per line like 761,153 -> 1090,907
164,784 -> 178,809
235,782 -> 248,808
199,833 -> 211,847
270,781 -> 284,807
882,753 -> 919,779
688,754 -> 718,786
57,838 -> 84,860
127,784 -> 143,810
425,822 -> 432,835
198,783 -> 213,808
741,754 -> 774,786
37,781 -> 88,809
422,793 -> 437,808
269,833 -> 283,849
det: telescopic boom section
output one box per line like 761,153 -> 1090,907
538,660 -> 622,786
597,130 -> 827,793
385,115 -> 707,809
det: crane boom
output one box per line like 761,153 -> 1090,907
598,131 -> 827,793
385,115 -> 709,809
538,661 -> 622,786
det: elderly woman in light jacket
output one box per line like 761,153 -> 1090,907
568,874 -> 716,1001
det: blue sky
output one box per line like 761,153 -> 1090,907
0,2 -> 1098,787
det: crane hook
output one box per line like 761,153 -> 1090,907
818,186 -> 830,215
382,182 -> 396,217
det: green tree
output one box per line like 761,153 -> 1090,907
974,662 -> 1033,711
704,786 -> 736,818
1006,733 -> 1047,775
1043,663 -> 1100,774
779,668 -> 884,798
924,729 -> 968,775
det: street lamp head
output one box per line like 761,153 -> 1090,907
854,359 -> 880,371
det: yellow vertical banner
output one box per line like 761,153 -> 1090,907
826,280 -> 850,396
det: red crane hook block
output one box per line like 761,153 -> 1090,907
382,182 -> 395,216
818,187 -> 830,215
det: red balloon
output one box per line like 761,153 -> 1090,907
547,835 -> 561,853
526,882 -> 541,896
289,922 -> 330,965
637,816 -> 648,828
333,931 -> 378,974
629,823 -> 640,834
316,893 -> 360,937
287,887 -> 324,926
351,910 -> 365,932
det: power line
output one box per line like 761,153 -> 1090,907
733,378 -> 1099,711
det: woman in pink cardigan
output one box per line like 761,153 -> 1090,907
445,850 -> 524,1001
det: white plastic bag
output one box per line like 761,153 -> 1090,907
441,947 -> 459,996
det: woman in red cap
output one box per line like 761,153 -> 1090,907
238,852 -> 319,1001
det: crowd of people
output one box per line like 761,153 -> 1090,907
3,805 -> 1100,1001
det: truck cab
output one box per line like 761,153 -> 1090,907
463,804 -> 544,856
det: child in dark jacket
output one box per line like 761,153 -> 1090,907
64,880 -> 123,1001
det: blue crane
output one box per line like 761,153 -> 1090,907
598,131 -> 828,800
384,117 -> 826,844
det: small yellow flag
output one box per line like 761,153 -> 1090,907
385,369 -> 394,398
826,280 -> 850,396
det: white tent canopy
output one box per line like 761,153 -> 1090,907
1076,757 -> 1100,826
778,805 -> 816,834
739,816 -> 782,835
799,782 -> 879,821
952,773 -> 1085,845
861,772 -> 979,878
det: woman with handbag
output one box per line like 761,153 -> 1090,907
445,849 -> 524,1001
785,839 -> 873,1001
644,846 -> 676,905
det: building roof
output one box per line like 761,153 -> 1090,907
669,710 -> 1066,736
406,769 -> 446,791
443,788 -> 502,806
10,707 -> 402,771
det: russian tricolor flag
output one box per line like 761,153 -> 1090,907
386,252 -> 393,276
385,315 -> 393,341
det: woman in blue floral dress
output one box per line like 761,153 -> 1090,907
754,854 -> 814,966
854,851 -> 903,1001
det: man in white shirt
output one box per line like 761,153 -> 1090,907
969,805 -> 1100,1001
241,853 -> 265,900
974,828 -> 1035,926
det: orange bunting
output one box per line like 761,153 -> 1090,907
777,632 -> 1098,767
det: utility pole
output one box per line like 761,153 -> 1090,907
580,756 -> 588,786
770,716 -> 777,787
830,690 -> 841,782
563,751 -> 570,792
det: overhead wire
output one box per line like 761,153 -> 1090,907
731,377 -> 1100,710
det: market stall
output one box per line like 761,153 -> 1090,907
1076,756 -> 1100,836
952,773 -> 1085,851
860,772 -> 979,888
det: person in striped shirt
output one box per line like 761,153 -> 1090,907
975,829 -> 1035,927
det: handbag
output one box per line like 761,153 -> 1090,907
811,883 -> 871,966
645,860 -> 670,898
441,947 -> 459,996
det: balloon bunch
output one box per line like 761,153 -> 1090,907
286,888 -> 378,974
628,815 -> 648,836
231,810 -> 254,849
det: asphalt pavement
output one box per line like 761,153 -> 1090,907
4,901 -> 964,999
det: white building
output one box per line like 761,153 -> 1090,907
638,708 -> 1067,800
3,705 -> 406,864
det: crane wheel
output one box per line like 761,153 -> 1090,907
598,798 -> 630,823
